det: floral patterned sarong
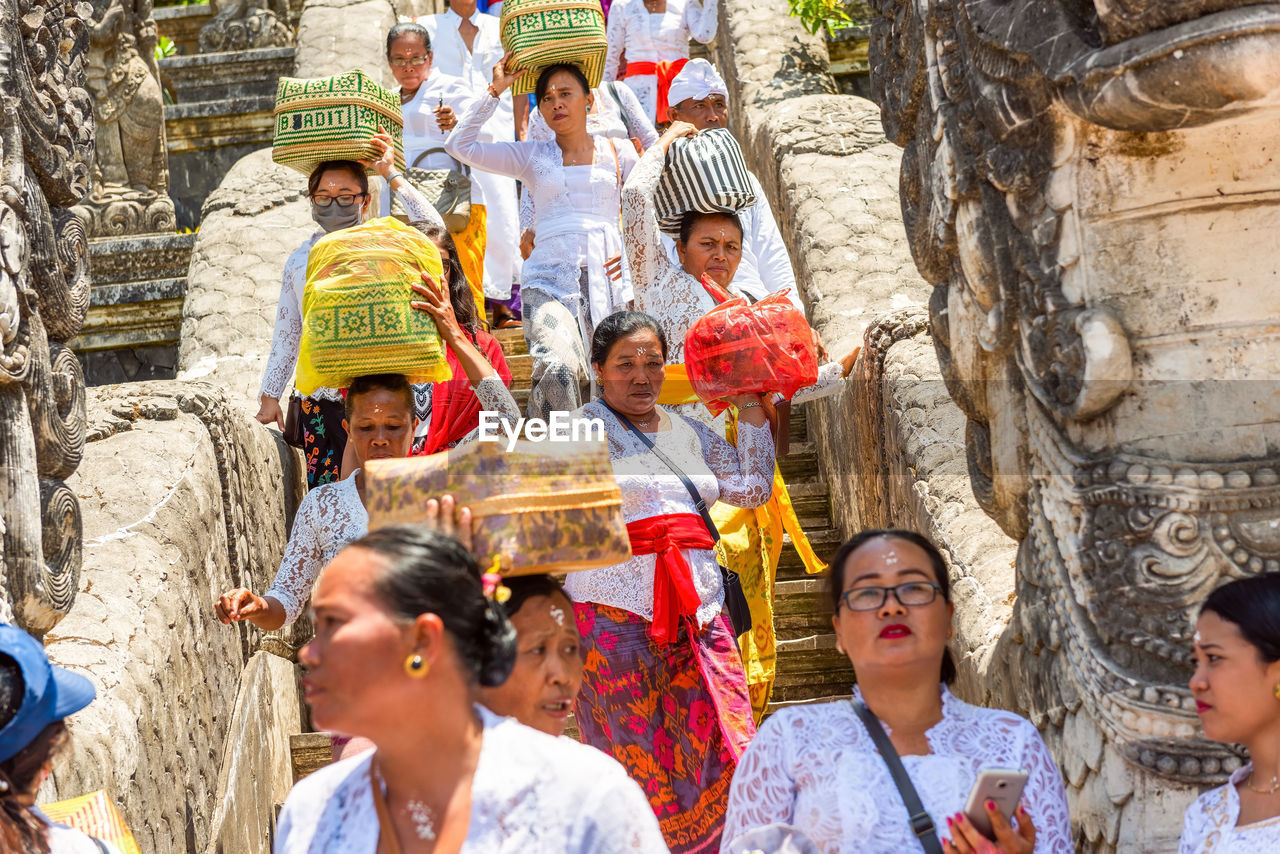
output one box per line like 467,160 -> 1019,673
573,602 -> 755,854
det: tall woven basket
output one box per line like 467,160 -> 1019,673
499,0 -> 607,97
273,69 -> 406,177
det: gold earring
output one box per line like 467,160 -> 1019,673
1274,682 -> 1280,701
404,653 -> 428,678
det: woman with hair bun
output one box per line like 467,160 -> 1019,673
274,526 -> 667,852
1181,573 -> 1280,852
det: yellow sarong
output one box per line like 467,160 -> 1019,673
450,202 -> 488,322
659,364 -> 827,722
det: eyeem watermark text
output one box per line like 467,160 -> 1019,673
477,412 -> 606,452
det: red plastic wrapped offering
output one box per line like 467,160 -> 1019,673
684,289 -> 819,415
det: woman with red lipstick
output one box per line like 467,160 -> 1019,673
446,59 -> 640,421
565,310 -> 772,854
722,530 -> 1072,854
275,526 -> 667,852
1181,573 -> 1280,852
478,574 -> 583,737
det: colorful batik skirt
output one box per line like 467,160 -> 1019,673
300,395 -> 346,489
573,602 -> 756,854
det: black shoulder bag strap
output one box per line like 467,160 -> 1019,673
599,401 -> 753,636
851,699 -> 944,854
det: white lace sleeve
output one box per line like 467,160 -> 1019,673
689,417 -> 774,508
575,768 -> 671,853
265,489 -> 327,625
790,361 -> 846,405
396,181 -> 446,230
455,375 -> 523,446
603,2 -> 627,81
444,94 -> 535,181
1018,725 -> 1073,854
616,82 -> 660,149
721,715 -> 797,849
527,102 -> 553,142
622,145 -> 690,301
258,241 -> 310,400
519,186 -> 534,232
684,0 -> 719,43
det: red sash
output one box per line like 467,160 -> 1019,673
626,513 -> 714,644
622,58 -> 690,123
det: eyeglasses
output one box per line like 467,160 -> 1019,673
390,56 -> 429,68
309,193 -> 366,208
837,581 -> 942,612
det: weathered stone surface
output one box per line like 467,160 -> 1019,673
866,0 -> 1280,849
199,0 -> 293,54
43,380 -> 304,854
176,149 -> 312,408
0,0 -> 95,634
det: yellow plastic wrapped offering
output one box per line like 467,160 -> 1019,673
296,216 -> 452,394
41,790 -> 141,854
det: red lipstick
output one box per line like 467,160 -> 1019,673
879,624 -> 911,639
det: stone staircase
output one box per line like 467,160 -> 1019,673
286,325 -> 850,783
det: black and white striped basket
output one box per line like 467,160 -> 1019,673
654,128 -> 757,237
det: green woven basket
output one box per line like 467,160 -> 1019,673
499,0 -> 607,97
272,69 -> 406,177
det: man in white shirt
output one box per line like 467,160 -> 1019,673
663,59 -> 804,315
421,0 -> 527,316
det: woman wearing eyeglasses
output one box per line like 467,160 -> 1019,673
722,530 -> 1072,854
256,135 -> 443,488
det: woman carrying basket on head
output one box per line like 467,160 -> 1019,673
446,58 -> 639,421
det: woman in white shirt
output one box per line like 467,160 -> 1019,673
603,0 -> 720,124
446,60 -> 639,420
722,529 -> 1072,854
1180,573 -> 1280,853
566,310 -> 772,854
255,137 -> 442,489
274,526 -> 668,853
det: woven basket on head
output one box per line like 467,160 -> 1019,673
273,69 -> 406,177
499,0 -> 607,97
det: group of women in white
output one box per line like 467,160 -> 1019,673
226,3 -> 1280,852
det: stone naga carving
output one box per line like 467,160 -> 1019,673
0,0 -> 94,635
72,0 -> 175,236
198,0 -> 293,54
868,0 -> 1280,848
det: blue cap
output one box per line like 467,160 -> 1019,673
0,624 -> 96,764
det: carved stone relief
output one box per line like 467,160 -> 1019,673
198,0 -> 293,53
72,0 -> 175,236
869,0 -> 1280,848
0,0 -> 94,634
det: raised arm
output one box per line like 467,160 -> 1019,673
444,57 -> 536,180
616,81 -> 660,150
621,126 -> 692,301
362,129 -> 447,231
684,0 -> 719,43
689,400 -> 775,508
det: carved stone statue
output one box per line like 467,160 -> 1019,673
0,0 -> 94,635
73,0 -> 175,236
869,0 -> 1280,849
198,0 -> 294,53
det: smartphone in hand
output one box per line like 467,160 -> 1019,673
962,768 -> 1028,839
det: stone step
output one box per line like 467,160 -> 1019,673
778,442 -> 820,482
773,578 -> 836,640
506,353 -> 532,389
494,326 -> 529,358
781,480 -> 831,529
770,633 -> 854,703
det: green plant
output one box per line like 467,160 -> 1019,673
153,35 -> 176,60
787,0 -> 853,35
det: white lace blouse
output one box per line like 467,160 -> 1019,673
275,705 -> 669,853
563,399 -> 774,627
721,687 -> 1074,854
622,141 -> 847,405
447,93 -> 639,325
603,0 -> 719,119
1180,764 -> 1280,853
264,376 -> 520,625
258,185 -> 445,403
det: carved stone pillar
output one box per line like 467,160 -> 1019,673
0,0 -> 94,635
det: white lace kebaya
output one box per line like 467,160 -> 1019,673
1180,764 -> 1280,853
275,705 -> 669,853
721,686 -> 1074,854
263,376 -> 519,626
526,82 -> 659,148
562,399 -> 774,627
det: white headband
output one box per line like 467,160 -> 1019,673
668,59 -> 728,111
